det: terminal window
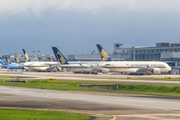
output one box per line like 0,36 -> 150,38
164,49 -> 168,52
178,62 -> 180,66
156,49 -> 159,52
173,49 -> 177,52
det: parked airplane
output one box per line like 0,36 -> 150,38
52,47 -> 108,74
5,58 -> 11,64
22,49 -> 59,72
38,57 -> 43,62
14,58 -> 20,64
0,57 -> 23,70
95,44 -> 171,75
47,57 -> 54,62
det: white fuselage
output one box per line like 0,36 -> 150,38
60,63 -> 100,72
23,62 -> 59,71
98,61 -> 171,73
23,61 -> 101,72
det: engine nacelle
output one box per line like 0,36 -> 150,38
152,68 -> 161,74
57,67 -> 62,71
84,69 -> 93,72
101,68 -> 109,73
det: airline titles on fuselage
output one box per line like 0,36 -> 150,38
130,64 -> 165,68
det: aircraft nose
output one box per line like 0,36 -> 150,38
168,66 -> 172,71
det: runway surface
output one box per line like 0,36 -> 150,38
0,86 -> 180,120
1,70 -> 180,119
1,86 -> 180,111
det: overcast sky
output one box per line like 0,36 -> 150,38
0,0 -> 180,55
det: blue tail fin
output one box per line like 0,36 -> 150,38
22,49 -> 31,62
95,44 -> 113,61
0,57 -> 7,66
52,47 -> 68,64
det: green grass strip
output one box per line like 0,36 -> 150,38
0,75 -> 11,78
0,80 -> 180,97
112,78 -> 180,81
116,84 -> 180,96
0,108 -> 91,120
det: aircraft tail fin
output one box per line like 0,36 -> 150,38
95,44 -> 113,61
22,49 -> 31,62
38,57 -> 43,62
5,58 -> 10,64
0,57 -> 8,66
47,57 -> 51,62
14,58 -> 20,64
47,57 -> 54,62
50,59 -> 54,62
52,47 -> 68,64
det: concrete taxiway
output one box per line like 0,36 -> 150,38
0,70 -> 180,86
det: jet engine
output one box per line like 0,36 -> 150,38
100,68 -> 109,73
151,68 -> 161,74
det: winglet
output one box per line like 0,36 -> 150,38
95,44 -> 113,61
52,47 -> 68,64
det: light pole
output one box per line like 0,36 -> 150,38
91,50 -> 95,61
38,50 -> 40,60
32,51 -> 36,61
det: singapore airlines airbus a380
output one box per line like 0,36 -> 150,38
95,44 -> 171,75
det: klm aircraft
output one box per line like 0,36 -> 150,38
0,57 -> 22,70
52,47 -> 108,74
95,44 -> 171,75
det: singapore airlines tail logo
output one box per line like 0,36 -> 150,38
101,49 -> 109,61
25,53 -> 29,61
57,51 -> 66,64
